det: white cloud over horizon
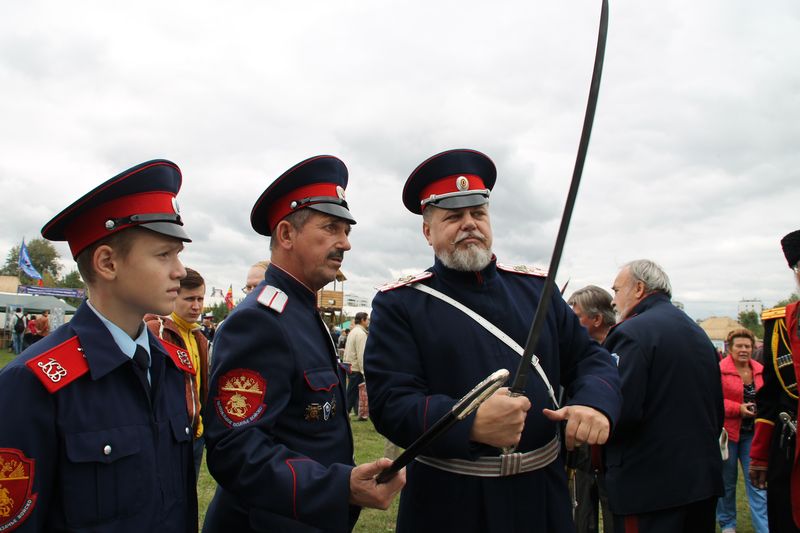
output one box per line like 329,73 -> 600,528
1,0 -> 798,320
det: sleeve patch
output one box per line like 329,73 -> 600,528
214,369 -> 267,428
496,262 -> 548,277
376,271 -> 434,292
257,285 -> 288,313
158,338 -> 196,375
0,448 -> 38,531
25,336 -> 89,393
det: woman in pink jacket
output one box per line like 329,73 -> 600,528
717,328 -> 768,533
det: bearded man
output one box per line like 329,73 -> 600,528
364,148 -> 622,533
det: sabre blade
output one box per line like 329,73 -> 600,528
508,0 -> 609,395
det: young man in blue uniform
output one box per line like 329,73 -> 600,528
364,148 -> 622,533
0,160 -> 198,532
604,259 -> 723,533
202,155 -> 405,532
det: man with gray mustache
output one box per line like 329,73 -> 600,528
364,148 -> 622,533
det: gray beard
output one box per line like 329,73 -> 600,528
438,244 -> 493,272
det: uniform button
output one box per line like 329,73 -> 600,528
185,427 -> 190,435
103,445 -> 112,455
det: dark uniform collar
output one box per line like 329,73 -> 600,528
431,255 -> 499,286
68,301 -> 150,380
628,291 -> 671,316
266,263 -> 319,308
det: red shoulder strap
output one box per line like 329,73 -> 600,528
25,336 -> 90,393
158,337 -> 196,375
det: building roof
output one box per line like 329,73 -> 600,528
698,316 -> 744,341
0,292 -> 78,313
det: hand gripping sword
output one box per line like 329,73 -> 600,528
506,0 -> 609,420
375,369 -> 510,484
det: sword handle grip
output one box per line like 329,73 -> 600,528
375,467 -> 397,485
501,389 -> 525,454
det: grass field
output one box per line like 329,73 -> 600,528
196,416 -> 400,531
1,349 -> 758,532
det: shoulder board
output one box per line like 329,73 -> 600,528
257,285 -> 288,313
376,271 -> 434,292
762,306 -> 786,321
159,338 -> 197,375
496,262 -> 548,277
25,336 -> 89,393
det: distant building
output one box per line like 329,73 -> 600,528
344,294 -> 369,307
698,316 -> 745,352
0,275 -> 19,293
738,298 -> 763,316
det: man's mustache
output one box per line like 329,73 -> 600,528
328,250 -> 345,261
451,231 -> 487,246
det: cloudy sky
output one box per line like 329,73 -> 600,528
1,0 -> 798,320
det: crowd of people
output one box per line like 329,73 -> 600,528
8,308 -> 51,354
0,152 -> 798,533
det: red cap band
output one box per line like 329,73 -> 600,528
419,174 -> 486,209
64,191 -> 177,257
266,182 -> 342,231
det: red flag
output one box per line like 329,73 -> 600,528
37,278 -> 44,287
224,285 -> 234,310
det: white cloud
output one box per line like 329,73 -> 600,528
1,0 -> 798,320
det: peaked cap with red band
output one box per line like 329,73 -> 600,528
41,159 -> 191,258
403,148 -> 496,215
250,155 -> 356,236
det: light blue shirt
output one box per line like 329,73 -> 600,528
86,300 -> 151,383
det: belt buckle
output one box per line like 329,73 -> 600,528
500,451 -> 523,476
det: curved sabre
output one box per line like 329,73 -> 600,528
508,0 -> 609,397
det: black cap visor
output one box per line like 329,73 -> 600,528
308,203 -> 357,225
140,221 -> 192,243
423,191 -> 490,211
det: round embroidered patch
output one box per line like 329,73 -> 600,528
214,369 -> 267,428
0,448 -> 37,531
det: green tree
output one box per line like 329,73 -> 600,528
205,301 -> 231,323
775,293 -> 800,307
1,238 -> 62,285
738,310 -> 764,338
57,270 -> 87,307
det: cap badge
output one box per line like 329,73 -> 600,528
336,185 -> 346,200
171,197 -> 180,214
456,176 -> 469,191
104,220 -> 116,231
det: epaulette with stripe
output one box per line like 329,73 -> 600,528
159,338 -> 196,375
25,336 -> 89,393
496,262 -> 548,277
376,271 -> 434,292
762,306 -> 786,321
257,285 -> 289,313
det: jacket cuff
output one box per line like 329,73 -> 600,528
750,418 -> 774,462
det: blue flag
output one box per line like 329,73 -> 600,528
18,240 -> 42,280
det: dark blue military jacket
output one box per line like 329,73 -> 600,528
603,292 -> 724,515
0,301 -> 197,532
365,257 -> 621,533
203,264 -> 357,533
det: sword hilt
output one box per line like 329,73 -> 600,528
779,412 -> 797,434
501,389 -> 525,454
